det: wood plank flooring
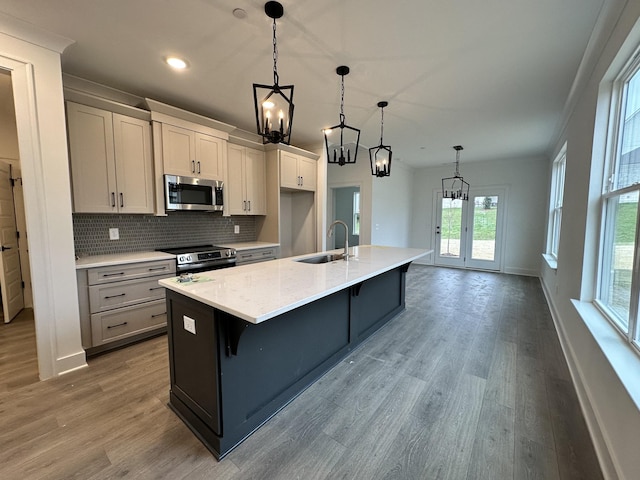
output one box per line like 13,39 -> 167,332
0,266 -> 603,479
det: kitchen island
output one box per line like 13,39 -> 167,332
159,245 -> 429,459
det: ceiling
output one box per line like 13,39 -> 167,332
0,0 -> 605,168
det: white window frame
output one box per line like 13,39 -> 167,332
595,48 -> 640,353
547,145 -> 566,262
353,191 -> 360,236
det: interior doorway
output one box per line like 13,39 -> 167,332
434,188 -> 506,271
330,185 -> 361,250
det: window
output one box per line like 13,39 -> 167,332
597,51 -> 640,350
353,191 -> 360,236
548,146 -> 566,261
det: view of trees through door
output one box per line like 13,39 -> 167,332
435,189 -> 505,271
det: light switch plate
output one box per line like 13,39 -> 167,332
183,315 -> 196,335
109,228 -> 119,240
234,225 -> 240,234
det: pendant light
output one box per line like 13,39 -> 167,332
253,1 -> 294,145
324,66 -> 361,166
369,101 -> 392,177
442,145 -> 470,201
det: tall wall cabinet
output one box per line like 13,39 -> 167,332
66,101 -> 154,214
258,145 -> 319,258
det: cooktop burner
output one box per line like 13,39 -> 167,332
160,245 -> 228,255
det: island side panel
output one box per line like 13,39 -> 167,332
166,291 -> 221,436
217,289 -> 351,457
351,265 -> 407,343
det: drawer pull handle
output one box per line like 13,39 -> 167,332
107,322 -> 128,329
102,272 -> 125,278
149,286 -> 164,291
262,252 -> 272,255
151,312 -> 166,318
148,266 -> 167,271
243,254 -> 253,258
104,293 -> 126,299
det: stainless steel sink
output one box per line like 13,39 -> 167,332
295,253 -> 346,264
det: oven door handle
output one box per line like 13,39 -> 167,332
176,259 -> 236,273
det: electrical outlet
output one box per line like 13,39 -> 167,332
109,228 -> 119,240
234,225 -> 240,234
183,315 -> 196,335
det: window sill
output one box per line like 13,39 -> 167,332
542,253 -> 557,270
571,299 -> 640,411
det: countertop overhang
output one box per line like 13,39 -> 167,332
159,245 -> 430,324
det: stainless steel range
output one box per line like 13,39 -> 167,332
160,245 -> 236,274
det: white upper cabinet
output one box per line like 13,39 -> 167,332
280,151 -> 316,191
227,144 -> 266,215
162,123 -> 224,180
67,102 -> 154,214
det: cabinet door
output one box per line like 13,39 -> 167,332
195,133 -> 224,181
162,123 -> 196,176
67,102 -> 117,213
113,114 -> 154,213
226,144 -> 247,215
280,151 -> 300,189
297,157 -> 317,192
245,148 -> 266,215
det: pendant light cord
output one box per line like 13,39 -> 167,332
272,18 -> 279,85
339,73 -> 346,125
379,105 -> 385,144
455,149 -> 461,177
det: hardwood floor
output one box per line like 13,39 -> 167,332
0,266 -> 603,479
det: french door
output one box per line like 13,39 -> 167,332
434,188 -> 505,271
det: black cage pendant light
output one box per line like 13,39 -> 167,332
324,66 -> 361,166
253,1 -> 294,145
369,101 -> 392,177
442,145 -> 470,200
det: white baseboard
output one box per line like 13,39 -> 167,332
52,350 -> 88,378
539,279 -> 618,480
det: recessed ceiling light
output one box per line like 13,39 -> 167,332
233,8 -> 247,19
165,56 -> 188,70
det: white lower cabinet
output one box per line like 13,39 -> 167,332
235,246 -> 278,265
77,258 -> 176,353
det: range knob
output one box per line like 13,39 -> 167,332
225,249 -> 233,257
178,254 -> 192,263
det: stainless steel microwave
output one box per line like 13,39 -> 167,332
164,174 -> 223,212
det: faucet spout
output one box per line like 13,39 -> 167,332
327,220 -> 349,258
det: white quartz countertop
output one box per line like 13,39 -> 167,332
218,241 -> 280,251
159,245 -> 431,324
76,251 -> 176,269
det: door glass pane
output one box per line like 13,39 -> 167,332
471,196 -> 498,261
600,190 -> 637,331
440,198 -> 463,258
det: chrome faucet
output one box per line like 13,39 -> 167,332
327,220 -> 349,258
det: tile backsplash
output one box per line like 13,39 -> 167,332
73,213 -> 256,257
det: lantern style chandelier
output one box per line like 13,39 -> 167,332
324,66 -> 361,166
369,101 -> 392,177
442,145 -> 470,200
253,1 -> 294,145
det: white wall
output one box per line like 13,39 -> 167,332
541,2 -> 640,478
326,145 -> 373,246
410,155 -> 549,275
0,15 -> 86,379
371,160 -> 414,247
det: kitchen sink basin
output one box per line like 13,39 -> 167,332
295,253 -> 346,264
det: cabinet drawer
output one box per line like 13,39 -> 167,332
87,259 -> 175,285
236,248 -> 278,265
89,275 -> 171,313
91,299 -> 167,346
